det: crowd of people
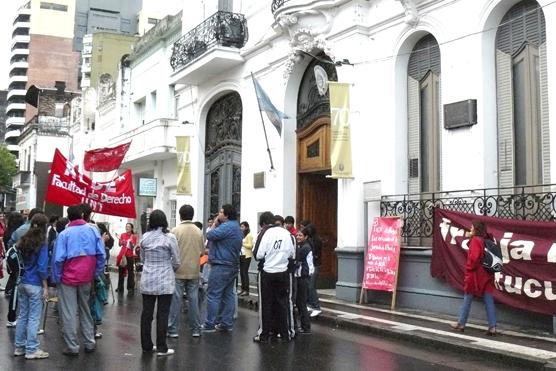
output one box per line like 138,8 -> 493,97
0,202 -> 326,359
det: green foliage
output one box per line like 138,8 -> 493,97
0,146 -> 17,190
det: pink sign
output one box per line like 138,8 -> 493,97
363,217 -> 402,292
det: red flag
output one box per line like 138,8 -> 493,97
46,149 -> 136,218
84,142 -> 131,172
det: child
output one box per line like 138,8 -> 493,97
13,214 -> 50,359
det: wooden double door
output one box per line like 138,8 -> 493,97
297,118 -> 338,288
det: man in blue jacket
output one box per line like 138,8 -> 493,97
51,205 -> 105,355
202,204 -> 242,332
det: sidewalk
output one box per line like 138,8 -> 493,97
238,289 -> 556,370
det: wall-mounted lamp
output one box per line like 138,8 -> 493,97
182,120 -> 193,125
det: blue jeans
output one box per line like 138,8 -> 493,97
168,278 -> 201,334
204,264 -> 237,329
457,293 -> 497,328
15,284 -> 43,353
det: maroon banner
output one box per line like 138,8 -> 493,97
84,142 -> 131,172
363,217 -> 402,291
45,149 -> 136,218
432,208 -> 556,315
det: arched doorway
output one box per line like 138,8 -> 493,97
204,92 -> 242,219
296,56 -> 338,288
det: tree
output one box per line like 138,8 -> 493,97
0,146 -> 17,190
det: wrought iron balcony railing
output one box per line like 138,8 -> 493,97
170,11 -> 248,72
381,184 -> 556,243
271,0 -> 291,13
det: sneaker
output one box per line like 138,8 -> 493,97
6,321 -> 17,328
201,325 -> 216,333
252,334 -> 269,343
62,348 -> 79,356
13,347 -> 25,357
84,347 -> 96,353
25,349 -> 49,359
310,309 -> 322,318
142,346 -> 157,353
37,329 -> 45,335
95,332 -> 103,339
192,330 -> 201,338
167,333 -> 179,338
215,324 -> 231,332
156,348 -> 175,356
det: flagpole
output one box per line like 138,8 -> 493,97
251,72 -> 275,171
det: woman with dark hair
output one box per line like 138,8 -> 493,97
139,209 -> 180,356
451,220 -> 497,335
238,221 -> 253,296
301,223 -> 322,317
116,222 -> 138,294
14,213 -> 50,359
97,223 -> 114,266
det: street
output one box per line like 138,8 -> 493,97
0,273 -> 525,371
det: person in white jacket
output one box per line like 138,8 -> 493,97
252,211 -> 295,343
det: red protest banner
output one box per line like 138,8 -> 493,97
362,217 -> 402,292
83,142 -> 131,172
45,149 -> 136,218
432,208 -> 556,316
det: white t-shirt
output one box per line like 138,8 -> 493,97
254,226 -> 295,273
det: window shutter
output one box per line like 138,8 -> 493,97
539,42 -> 550,184
407,76 -> 420,194
496,49 -> 514,188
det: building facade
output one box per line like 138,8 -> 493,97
72,0 -> 556,331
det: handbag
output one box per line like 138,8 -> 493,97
118,254 -> 127,268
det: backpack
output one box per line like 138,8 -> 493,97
482,239 -> 503,273
5,245 -> 24,279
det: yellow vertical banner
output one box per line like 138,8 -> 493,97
329,82 -> 353,178
176,136 -> 191,195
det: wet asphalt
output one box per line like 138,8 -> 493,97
0,273 -> 524,371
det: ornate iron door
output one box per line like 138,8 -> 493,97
204,92 -> 242,219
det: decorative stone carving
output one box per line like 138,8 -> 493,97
98,73 -> 115,106
276,8 -> 336,78
397,0 -> 420,27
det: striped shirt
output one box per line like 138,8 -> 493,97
139,228 -> 180,295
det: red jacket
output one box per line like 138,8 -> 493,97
116,232 -> 138,265
463,236 -> 494,296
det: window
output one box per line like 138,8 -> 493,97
512,45 -> 541,185
496,0 -> 547,187
150,91 -> 157,120
55,103 -> 64,118
407,34 -> 441,194
40,2 -> 68,12
169,200 -> 177,228
148,18 -> 158,25
134,99 -> 145,125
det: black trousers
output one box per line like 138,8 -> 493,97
294,277 -> 311,331
258,270 -> 293,339
141,294 -> 172,352
239,256 -> 251,291
117,257 -> 135,291
6,273 -> 18,322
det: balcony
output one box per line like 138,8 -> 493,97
12,171 -> 31,188
6,116 -> 25,128
4,129 -> 21,144
11,34 -> 30,47
110,118 -> 182,167
12,21 -> 30,31
380,184 -> 556,246
7,102 -> 26,113
170,11 -> 248,85
82,63 -> 91,73
271,0 -> 291,13
6,144 -> 19,154
10,60 -> 28,70
21,116 -> 70,136
8,75 -> 27,86
7,89 -> 27,101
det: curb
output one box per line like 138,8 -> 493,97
237,295 -> 554,371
